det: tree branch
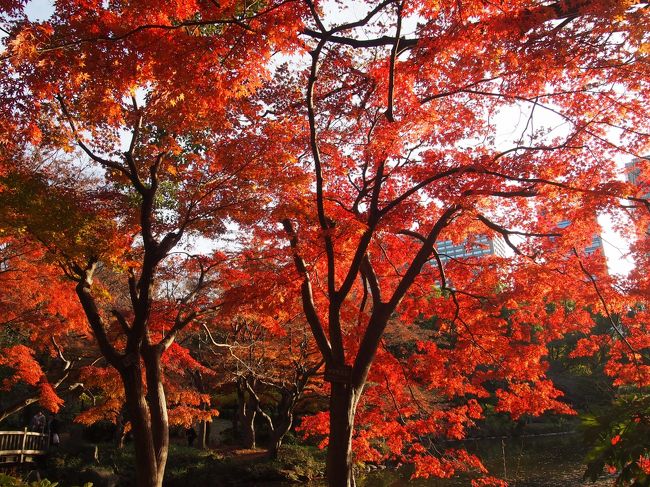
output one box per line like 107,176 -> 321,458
74,258 -> 123,370
282,219 -> 333,362
385,1 -> 403,122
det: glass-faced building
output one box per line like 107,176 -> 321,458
435,235 -> 507,263
556,220 -> 603,256
626,157 -> 650,236
627,158 -> 649,190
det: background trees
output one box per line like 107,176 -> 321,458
199,315 -> 323,456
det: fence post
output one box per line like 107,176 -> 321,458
19,428 -> 28,464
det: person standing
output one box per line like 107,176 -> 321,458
29,411 -> 45,433
49,414 -> 61,446
185,427 -> 197,447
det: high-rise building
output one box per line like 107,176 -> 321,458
626,157 -> 650,192
435,235 -> 507,263
626,157 -> 650,237
556,220 -> 603,256
433,216 -> 603,266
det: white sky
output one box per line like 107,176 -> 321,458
23,0 -> 52,21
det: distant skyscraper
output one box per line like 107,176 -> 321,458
556,220 -> 603,256
626,157 -> 650,237
626,157 -> 650,198
435,235 -> 506,263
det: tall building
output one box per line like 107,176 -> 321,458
556,219 -> 603,256
626,157 -> 650,237
436,235 -> 507,263
433,217 -> 603,266
626,157 -> 650,193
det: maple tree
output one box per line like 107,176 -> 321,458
190,251 -> 323,454
1,2 -> 303,486
267,1 -> 650,485
199,315 -> 323,456
0,235 -> 94,424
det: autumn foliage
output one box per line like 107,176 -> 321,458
1,0 -> 650,486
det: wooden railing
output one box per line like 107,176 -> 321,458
0,429 -> 49,466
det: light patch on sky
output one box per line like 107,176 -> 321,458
599,214 -> 635,276
24,0 -> 54,21
491,101 -> 637,277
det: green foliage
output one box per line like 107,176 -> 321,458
46,442 -> 131,486
44,441 -> 324,486
582,391 -> 650,486
0,473 -> 92,487
0,171 -> 122,264
161,444 -> 325,486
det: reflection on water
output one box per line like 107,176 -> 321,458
358,434 -> 614,487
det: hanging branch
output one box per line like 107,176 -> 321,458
573,249 -> 650,367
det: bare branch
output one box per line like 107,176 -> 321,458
282,218 -> 333,362
112,309 -> 131,334
476,214 -> 560,257
303,29 -> 416,52
385,1 -> 403,123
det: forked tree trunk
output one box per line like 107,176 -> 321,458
326,383 -> 359,487
267,360 -> 323,459
69,149 -> 194,487
122,367 -> 160,487
120,347 -> 169,487
143,347 -> 169,485
237,379 -> 256,449
267,391 -> 294,459
240,407 -> 256,449
268,415 -> 291,459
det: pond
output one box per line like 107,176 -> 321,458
274,433 -> 614,487
358,433 -> 614,487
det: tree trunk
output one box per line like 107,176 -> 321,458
120,350 -> 169,487
199,419 -> 209,449
240,408 -> 256,449
193,371 -> 209,449
122,365 -> 162,487
267,391 -> 294,459
143,347 -> 169,486
326,382 -> 358,487
268,417 -> 290,459
237,379 -> 256,449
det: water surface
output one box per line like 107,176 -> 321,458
359,434 -> 613,487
